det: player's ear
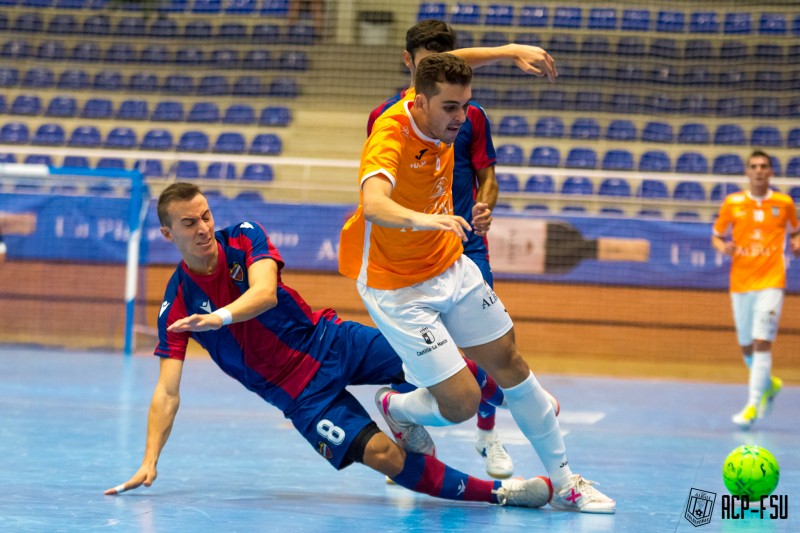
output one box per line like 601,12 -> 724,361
160,226 -> 173,242
402,50 -> 413,71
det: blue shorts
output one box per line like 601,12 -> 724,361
284,320 -> 404,470
466,251 -> 493,288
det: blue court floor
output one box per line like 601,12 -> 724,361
1,346 -> 798,533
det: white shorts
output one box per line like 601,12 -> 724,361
731,288 -> 784,346
357,255 -> 514,388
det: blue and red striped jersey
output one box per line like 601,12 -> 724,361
155,221 -> 340,411
368,91 -> 497,258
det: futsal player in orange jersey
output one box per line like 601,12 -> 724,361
712,150 -> 800,429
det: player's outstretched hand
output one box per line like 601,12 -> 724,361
168,312 -> 224,333
418,214 -> 472,242
104,465 -> 156,496
508,44 -> 558,82
471,202 -> 493,237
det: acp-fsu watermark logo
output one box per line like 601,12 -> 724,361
685,488 -> 716,527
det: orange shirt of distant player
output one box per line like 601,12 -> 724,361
713,191 -> 799,293
339,89 -> 462,290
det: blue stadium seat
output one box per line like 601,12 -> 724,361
714,124 -> 746,145
205,162 -> 236,180
718,69 -> 747,87
639,151 -> 671,172
177,130 -> 209,152
223,104 -> 256,124
45,96 -> 76,118
259,106 -> 290,127
183,20 -> 212,39
719,40 -> 747,59
587,7 -> 616,29
175,160 -> 199,179
552,7 -> 581,28
561,176 -> 593,195
724,13 -> 752,34
211,49 -> 239,68
22,67 -> 54,89
755,44 -> 784,62
47,14 -> 79,33
597,178 -> 631,197
235,191 -> 265,203
569,119 -> 600,141
67,125 -> 101,147
81,98 -> 113,119
63,156 -> 89,168
2,39 -> 30,59
524,175 -> 554,194
751,97 -> 781,118
116,16 -> 145,37
234,76 -> 267,97
479,31 -> 508,47
674,211 -> 701,221
82,14 -> 110,35
609,94 -> 641,114
450,3 -> 480,24
116,99 -> 148,120
498,115 -> 529,136
25,155 -> 53,166
0,67 -> 19,87
788,187 -> 800,203
711,183 -> 741,201
548,34 -> 577,55
38,41 -> 66,61
637,179 -> 669,199
677,124 -> 710,144
0,153 -> 16,163
32,123 -> 65,145
56,69 -> 88,90
524,204 -> 549,213
140,129 -> 173,151
794,15 -> 800,35
140,45 -> 170,64
529,146 -> 560,167
531,116 -> 562,138
214,132 -> 246,153
602,150 -> 634,171
485,4 -> 514,26
279,50 -> 309,71
690,11 -> 719,33
104,127 -> 136,149
148,17 -> 177,38
225,0 -> 255,14
243,50 -> 272,70
129,73 -> 158,92
187,102 -> 219,123
176,47 -> 205,65
637,209 -> 663,219
621,9 -> 650,30
93,71 -> 122,91
242,164 -> 274,181
716,97 -> 745,117
518,6 -> 547,27
0,95 -> 5,114
163,75 -> 194,94
642,122 -> 673,143
495,173 -> 519,192
680,95 -> 711,115
252,23 -> 281,43
656,10 -> 685,32
579,64 -> 607,81
599,207 -> 624,216
565,148 -> 597,169
605,120 -> 636,141
538,90 -> 566,110
750,126 -> 782,147
0,122 -> 29,144
574,91 -> 602,112
218,23 -> 247,40
580,35 -> 610,55
134,159 -> 163,177
650,38 -> 679,58
250,133 -> 282,155
260,0 -> 288,16
643,94 -> 676,114
760,13 -> 787,34
152,101 -> 184,122
417,2 -> 446,21
96,157 -> 126,170
10,95 -> 41,115
754,70 -> 783,91
673,181 -> 706,201
676,152 -> 709,174
495,144 -> 524,165
786,157 -> 800,178
13,12 -> 43,32
561,206 -> 587,214
615,64 -> 643,83
454,30 -> 475,48
504,89 -> 534,108
684,39 -> 713,59
713,154 -> 745,175
787,128 -> 800,148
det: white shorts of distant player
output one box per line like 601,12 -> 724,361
358,255 -> 513,388
731,288 -> 784,346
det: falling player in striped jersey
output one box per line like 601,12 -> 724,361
104,182 -> 551,508
712,150 -> 800,429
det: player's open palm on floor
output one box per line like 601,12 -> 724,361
105,464 -> 157,495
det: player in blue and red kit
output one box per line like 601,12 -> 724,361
104,183 -> 552,508
368,20 -> 560,479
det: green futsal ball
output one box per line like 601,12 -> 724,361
722,445 -> 780,499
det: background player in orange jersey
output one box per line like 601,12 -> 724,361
340,53 -> 614,514
712,150 -> 800,429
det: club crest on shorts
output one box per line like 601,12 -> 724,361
229,262 -> 244,282
317,442 -> 333,460
419,327 -> 435,345
684,488 -> 716,527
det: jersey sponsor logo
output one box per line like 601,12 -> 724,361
410,159 -> 427,169
159,300 -> 170,317
415,148 -> 428,160
229,262 -> 244,282
240,222 -> 254,229
199,300 -> 212,313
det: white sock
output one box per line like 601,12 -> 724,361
388,388 -> 452,426
502,371 -> 572,489
476,428 -> 496,442
747,351 -> 772,406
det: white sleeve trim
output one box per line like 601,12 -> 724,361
360,169 -> 396,190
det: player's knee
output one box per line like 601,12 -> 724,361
438,390 -> 481,423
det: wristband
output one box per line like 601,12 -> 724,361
212,308 -> 233,326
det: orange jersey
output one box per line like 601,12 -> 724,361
339,91 -> 462,289
713,190 -> 799,292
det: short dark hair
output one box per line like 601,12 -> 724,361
748,150 -> 772,168
413,53 -> 472,99
157,182 -> 204,227
405,19 -> 457,61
